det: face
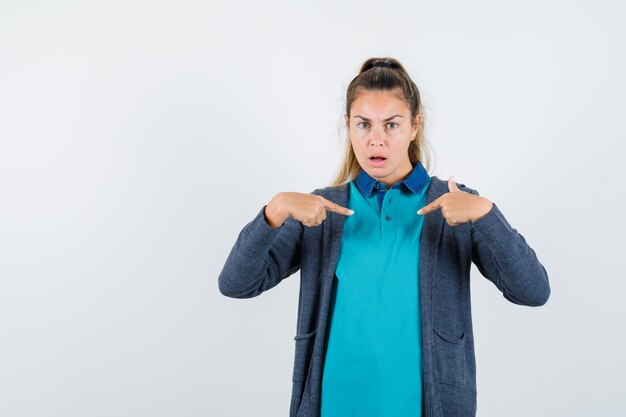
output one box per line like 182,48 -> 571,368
344,89 -> 420,187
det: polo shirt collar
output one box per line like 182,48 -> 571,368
354,160 -> 430,197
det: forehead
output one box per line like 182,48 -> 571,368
351,89 -> 408,115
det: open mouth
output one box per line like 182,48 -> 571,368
369,156 -> 387,167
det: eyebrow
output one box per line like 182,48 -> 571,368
353,114 -> 404,122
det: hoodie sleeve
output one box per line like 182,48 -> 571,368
466,188 -> 551,307
217,189 -> 319,299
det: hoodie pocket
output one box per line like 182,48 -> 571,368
433,327 -> 467,387
292,329 -> 317,382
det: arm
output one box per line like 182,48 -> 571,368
217,191 -> 316,299
467,188 -> 551,307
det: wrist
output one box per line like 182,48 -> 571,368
264,194 -> 288,228
471,198 -> 493,222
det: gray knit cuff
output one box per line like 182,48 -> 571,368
245,204 -> 285,249
469,202 -> 512,244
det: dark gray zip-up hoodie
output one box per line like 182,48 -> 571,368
218,175 -> 551,417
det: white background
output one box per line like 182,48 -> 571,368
1,1 -> 624,416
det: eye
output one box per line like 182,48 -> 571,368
356,121 -> 398,129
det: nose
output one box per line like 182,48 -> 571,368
369,127 -> 385,146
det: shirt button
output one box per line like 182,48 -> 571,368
385,215 -> 392,221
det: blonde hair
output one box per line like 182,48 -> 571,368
330,57 -> 434,187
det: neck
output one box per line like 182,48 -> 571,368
378,159 -> 413,187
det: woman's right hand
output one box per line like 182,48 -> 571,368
264,192 -> 354,228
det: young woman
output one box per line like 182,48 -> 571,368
218,57 -> 551,417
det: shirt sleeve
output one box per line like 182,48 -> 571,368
217,190 -> 318,299
466,188 -> 551,307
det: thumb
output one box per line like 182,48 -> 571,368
449,176 -> 460,192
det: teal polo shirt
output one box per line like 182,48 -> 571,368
320,161 -> 432,417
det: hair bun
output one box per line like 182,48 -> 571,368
369,61 -> 395,69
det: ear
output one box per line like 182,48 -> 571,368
412,114 -> 421,137
344,114 -> 349,126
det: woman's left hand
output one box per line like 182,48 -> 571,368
417,177 -> 493,226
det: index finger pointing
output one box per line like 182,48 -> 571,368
322,198 -> 354,216
417,197 -> 442,215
